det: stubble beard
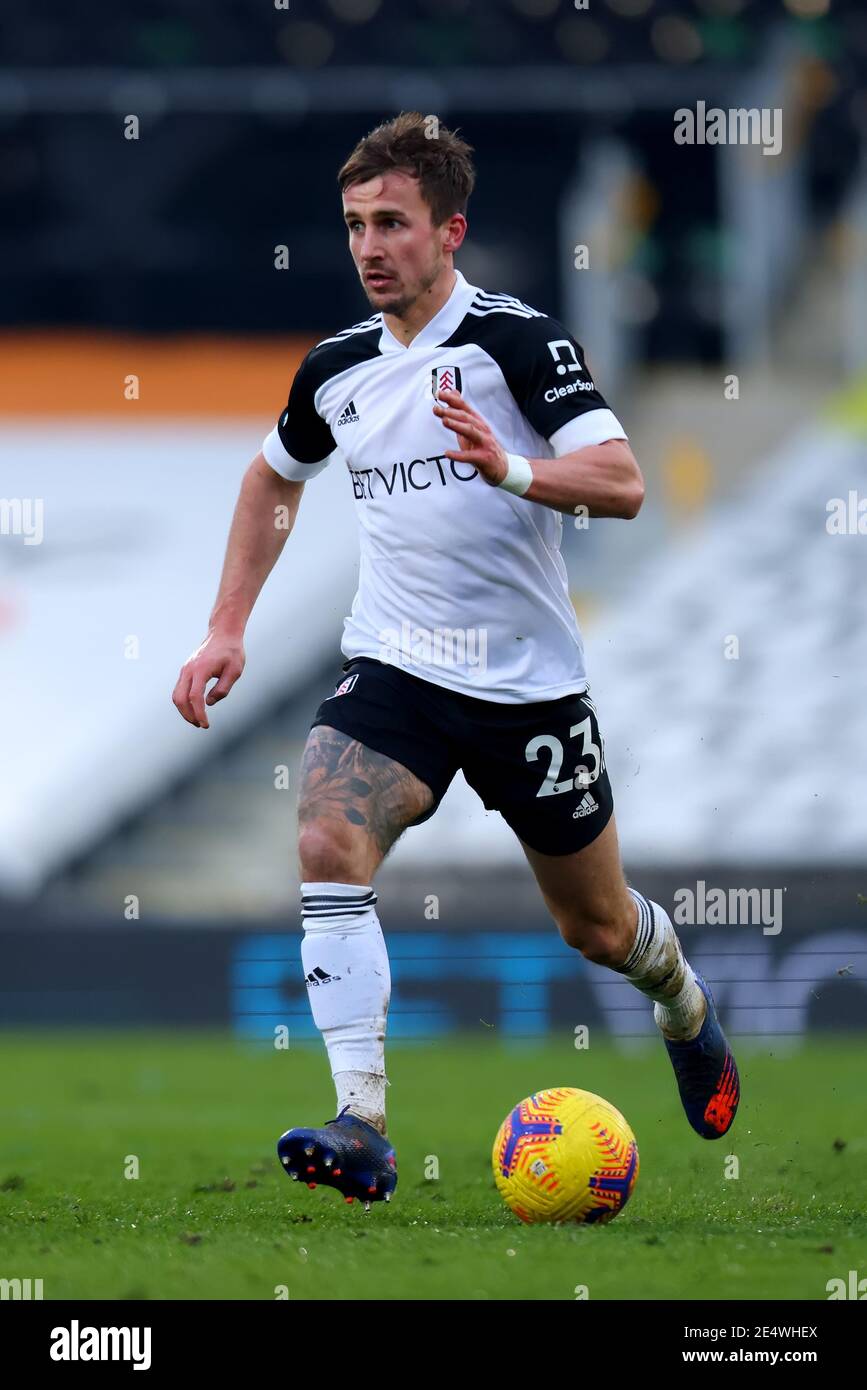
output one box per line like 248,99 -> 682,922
363,260 -> 441,320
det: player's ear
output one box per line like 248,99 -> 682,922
442,213 -> 467,255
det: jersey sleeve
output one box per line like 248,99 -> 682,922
262,351 -> 337,481
504,315 -> 628,457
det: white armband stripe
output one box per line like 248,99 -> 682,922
262,426 -> 331,481
549,408 -> 628,457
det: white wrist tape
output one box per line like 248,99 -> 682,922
499,453 -> 533,496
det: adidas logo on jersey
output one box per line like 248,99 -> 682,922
305,966 -> 341,987
572,791 -> 599,818
337,400 -> 359,426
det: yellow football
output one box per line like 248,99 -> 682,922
492,1086 -> 639,1224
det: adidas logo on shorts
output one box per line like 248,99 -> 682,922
572,791 -> 598,818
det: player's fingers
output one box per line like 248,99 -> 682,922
451,431 -> 477,455
435,407 -> 484,440
172,670 -> 199,726
186,667 -> 211,729
437,387 -> 473,410
435,402 -> 475,424
434,390 -> 478,412
444,447 -> 485,465
205,662 -> 242,705
436,389 -> 483,419
171,668 -> 187,707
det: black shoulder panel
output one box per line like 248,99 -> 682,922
275,319 -> 382,464
441,293 -> 611,442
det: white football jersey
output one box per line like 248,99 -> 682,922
262,270 -> 627,703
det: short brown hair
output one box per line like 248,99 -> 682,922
338,111 -> 475,226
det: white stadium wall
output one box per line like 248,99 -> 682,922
0,417 -> 358,894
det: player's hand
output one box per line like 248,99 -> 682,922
433,387 -> 509,486
172,631 -> 246,729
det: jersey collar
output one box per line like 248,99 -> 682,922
377,268 -> 477,355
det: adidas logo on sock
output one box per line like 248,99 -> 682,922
304,967 -> 339,989
572,791 -> 598,818
336,400 -> 359,426
305,966 -> 341,987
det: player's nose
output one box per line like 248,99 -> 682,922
358,229 -> 385,260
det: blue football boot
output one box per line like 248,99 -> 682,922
277,1106 -> 397,1209
661,973 -> 740,1140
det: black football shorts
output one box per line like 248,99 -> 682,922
309,656 -> 614,856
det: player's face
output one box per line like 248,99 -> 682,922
343,171 -> 459,316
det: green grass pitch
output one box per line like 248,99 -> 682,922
0,1032 -> 864,1301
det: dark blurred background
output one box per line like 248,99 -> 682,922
3,0 -> 865,354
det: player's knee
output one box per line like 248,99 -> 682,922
555,906 -> 632,966
298,819 -> 361,883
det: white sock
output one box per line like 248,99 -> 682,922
615,888 -> 706,1041
300,882 -> 390,1134
334,1070 -> 387,1130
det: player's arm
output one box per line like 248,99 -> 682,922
434,392 -> 642,519
433,314 -> 642,519
520,439 -> 642,517
171,456 -> 303,729
173,351 -> 336,729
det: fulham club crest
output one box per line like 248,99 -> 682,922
328,673 -> 359,700
432,364 -> 462,398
